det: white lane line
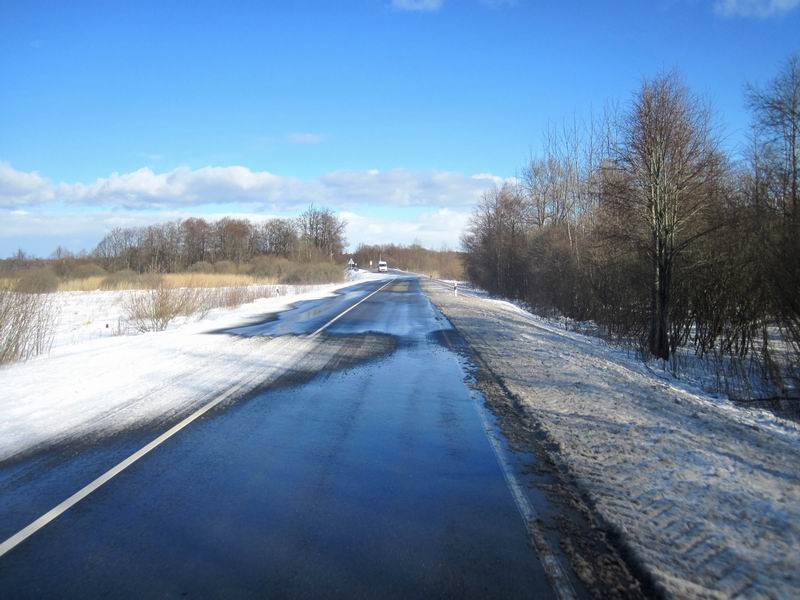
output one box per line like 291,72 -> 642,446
307,279 -> 394,338
0,282 -> 394,559
0,375 -> 259,559
470,391 -> 578,600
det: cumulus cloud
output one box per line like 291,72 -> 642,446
713,0 -> 800,17
64,166 -> 299,209
0,162 -> 509,255
0,162 -> 55,208
342,208 -> 471,249
391,0 -> 443,11
0,163 -> 505,211
286,132 -> 324,144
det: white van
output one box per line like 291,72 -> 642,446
378,260 -> 388,273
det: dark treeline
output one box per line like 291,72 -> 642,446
462,56 -> 799,395
93,205 -> 347,273
352,244 -> 463,280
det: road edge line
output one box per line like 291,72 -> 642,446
470,392 -> 578,600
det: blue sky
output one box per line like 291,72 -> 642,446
1,0 -> 798,256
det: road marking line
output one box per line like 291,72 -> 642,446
0,282 -> 394,559
0,376 -> 258,559
470,391 -> 578,600
307,279 -> 394,338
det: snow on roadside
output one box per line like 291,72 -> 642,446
482,296 -> 800,443
422,279 -> 800,599
429,276 -> 799,439
0,276 -> 381,463
43,268 -> 385,352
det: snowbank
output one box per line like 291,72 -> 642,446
422,279 -> 800,599
0,279 -> 374,463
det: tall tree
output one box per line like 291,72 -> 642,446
607,73 -> 723,359
297,205 -> 347,261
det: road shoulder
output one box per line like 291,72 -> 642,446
421,279 -> 800,599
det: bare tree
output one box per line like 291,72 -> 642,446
607,73 -> 724,359
297,205 -> 347,261
747,54 -> 800,223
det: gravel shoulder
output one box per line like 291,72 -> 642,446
422,279 -> 800,599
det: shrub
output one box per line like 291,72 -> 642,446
122,284 -> 279,331
0,285 -> 55,364
122,284 -> 203,332
15,268 -> 59,293
279,262 -> 343,285
68,263 -> 107,279
250,256 -> 292,279
213,260 -> 238,274
101,269 -> 137,290
187,261 -> 214,273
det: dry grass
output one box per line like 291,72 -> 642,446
8,259 -> 342,293
58,276 -> 107,291
0,285 -> 56,364
58,272 -> 279,292
162,273 -> 278,288
121,283 -> 282,332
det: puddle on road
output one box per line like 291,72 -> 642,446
0,278 -> 626,597
0,294 -> 562,598
210,281 -> 381,338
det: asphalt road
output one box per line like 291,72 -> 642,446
0,276 -> 577,598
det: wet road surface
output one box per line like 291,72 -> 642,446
0,276 -> 572,598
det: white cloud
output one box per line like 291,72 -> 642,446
0,163 -> 506,211
63,166 -> 296,209
286,132 -> 324,145
391,0 -> 443,11
342,208 -> 471,249
713,0 -> 800,17
0,162 -> 55,208
0,162 -> 509,255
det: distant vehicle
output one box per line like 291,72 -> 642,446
378,261 -> 388,273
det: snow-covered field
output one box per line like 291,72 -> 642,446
422,279 -> 800,599
0,271 -> 383,463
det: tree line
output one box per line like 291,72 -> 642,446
462,55 -> 799,397
352,243 -> 463,280
93,205 -> 347,273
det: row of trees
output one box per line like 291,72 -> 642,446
352,243 -> 463,280
462,56 -> 799,396
93,205 -> 347,273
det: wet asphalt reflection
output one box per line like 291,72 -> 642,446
0,277 -> 553,598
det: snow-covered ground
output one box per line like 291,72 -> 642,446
427,277 -> 797,412
0,271 -> 384,463
422,279 -> 800,599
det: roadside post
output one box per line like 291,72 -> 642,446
453,281 -> 458,297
